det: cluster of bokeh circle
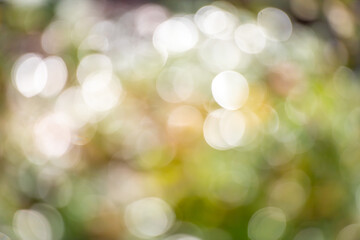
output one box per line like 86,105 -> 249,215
4,0 -> 360,239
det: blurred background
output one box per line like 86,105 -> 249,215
0,0 -> 360,239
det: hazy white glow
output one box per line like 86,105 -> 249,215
199,39 -> 243,72
168,105 -> 203,128
107,166 -> 145,204
234,23 -> 266,54
41,21 -> 69,54
34,112 -> 72,158
79,35 -> 109,53
135,4 -> 169,37
124,197 -> 174,238
157,67 -> 194,103
40,56 -> 68,97
78,21 -> 114,53
195,5 -> 236,39
248,207 -> 286,240
12,53 -> 47,98
203,108 -> 247,150
203,109 -> 260,150
13,210 -> 52,240
211,71 -> 249,110
203,109 -> 229,150
153,17 -> 199,54
219,110 -> 246,147
76,54 -> 112,84
32,204 -> 65,240
55,87 -> 93,129
258,8 -> 292,42
81,71 -> 122,112
131,42 -> 168,78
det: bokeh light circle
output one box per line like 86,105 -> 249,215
234,23 -> 266,54
258,8 -> 292,41
153,17 -> 199,54
13,209 -> 52,240
12,53 -> 47,98
211,71 -> 249,110
124,197 -> 175,238
248,207 -> 286,240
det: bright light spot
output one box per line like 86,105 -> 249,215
40,56 -> 68,98
294,228 -> 324,240
258,8 -> 292,42
211,71 -> 249,110
248,207 -> 286,240
195,5 -> 236,39
168,105 -> 203,128
199,39 -> 244,72
55,87 -> 93,129
234,23 -> 266,54
219,110 -> 246,147
12,53 -> 47,98
153,17 -> 199,54
157,67 -> 194,103
78,20 -> 114,53
81,71 -> 122,112
13,210 -> 52,240
203,109 -> 250,150
124,197 -> 175,238
337,224 -> 360,240
77,54 -> 112,84
33,112 -> 72,158
165,234 -> 201,240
